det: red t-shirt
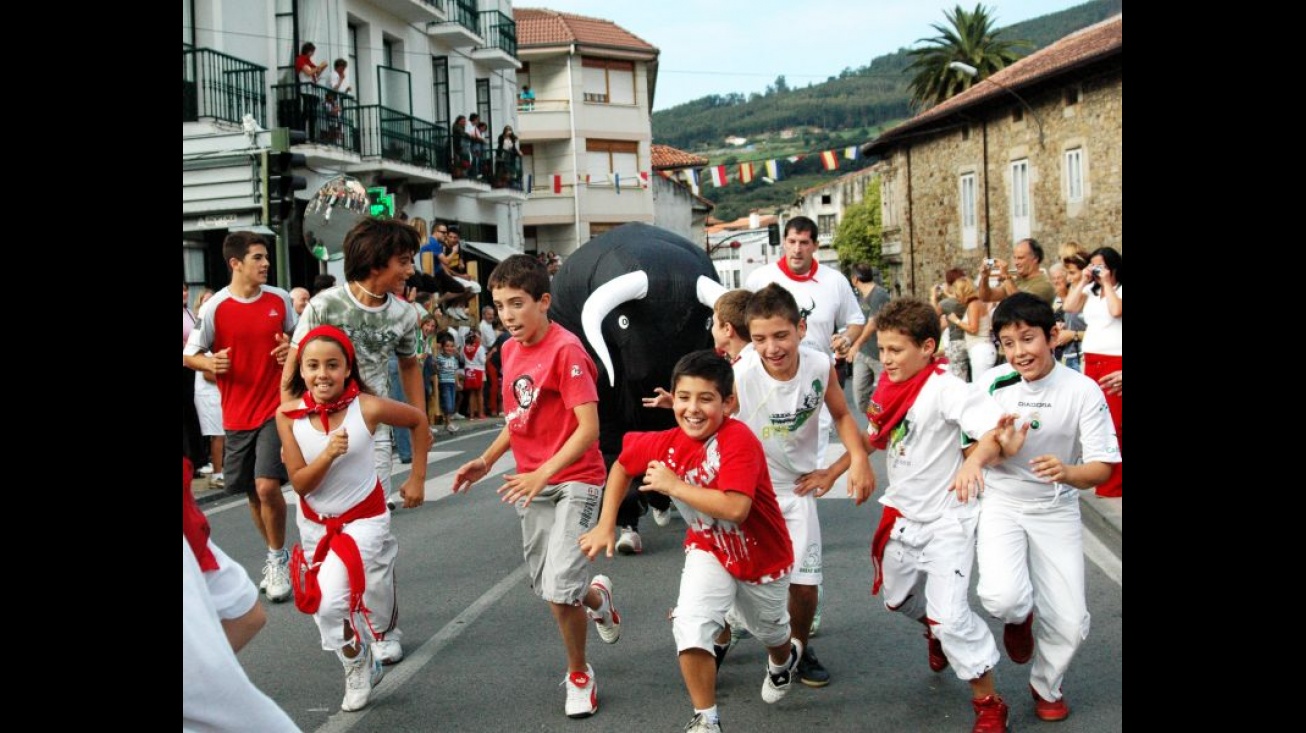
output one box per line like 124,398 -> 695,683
500,322 -> 606,485
186,287 -> 295,431
619,418 -> 792,583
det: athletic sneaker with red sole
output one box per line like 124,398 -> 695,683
971,694 -> 1010,733
924,629 -> 948,672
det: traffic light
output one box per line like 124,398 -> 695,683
266,151 -> 307,226
366,186 -> 395,218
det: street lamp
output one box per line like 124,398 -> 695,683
949,61 -> 1044,148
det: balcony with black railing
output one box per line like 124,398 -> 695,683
356,105 -> 451,174
273,82 -> 361,154
428,0 -> 481,46
373,0 -> 444,24
473,10 -> 519,69
183,46 -> 266,126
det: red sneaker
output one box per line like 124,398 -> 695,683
971,694 -> 1009,733
924,628 -> 948,673
1003,612 -> 1034,664
1031,686 -> 1070,722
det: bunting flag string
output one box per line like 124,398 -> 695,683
765,159 -> 782,181
738,162 -> 754,184
820,150 -> 839,171
552,174 -> 563,194
710,165 -> 728,188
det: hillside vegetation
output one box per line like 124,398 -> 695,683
652,0 -> 1122,220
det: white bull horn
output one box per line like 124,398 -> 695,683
696,276 -> 729,309
581,270 -> 649,387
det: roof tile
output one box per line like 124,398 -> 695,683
514,8 -> 658,52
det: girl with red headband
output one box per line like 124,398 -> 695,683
275,325 -> 430,713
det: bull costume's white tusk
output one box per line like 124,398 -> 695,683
581,270 -> 649,387
695,276 -> 730,310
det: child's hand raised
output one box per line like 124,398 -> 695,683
641,387 -> 672,410
272,333 -> 290,365
325,427 -> 349,459
996,413 -> 1029,457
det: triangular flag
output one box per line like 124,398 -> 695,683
711,165 -> 728,187
552,174 -> 562,194
739,163 -> 754,184
787,155 -> 805,163
688,168 -> 700,195
820,150 -> 839,171
844,146 -> 859,160
582,172 -> 591,185
640,171 -> 650,188
765,159 -> 781,181
657,170 -> 671,179
614,172 -> 621,194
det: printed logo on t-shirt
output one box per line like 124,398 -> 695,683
511,374 -> 536,411
268,308 -> 280,318
760,379 -> 823,440
569,364 -> 582,378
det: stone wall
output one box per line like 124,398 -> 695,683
880,62 -> 1122,296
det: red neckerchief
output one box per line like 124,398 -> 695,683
283,380 -> 361,432
182,458 -> 218,572
778,257 -> 819,282
866,358 -> 946,451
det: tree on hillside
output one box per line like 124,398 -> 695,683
833,184 -> 882,271
905,3 -> 1029,109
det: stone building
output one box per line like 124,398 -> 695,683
862,14 -> 1122,295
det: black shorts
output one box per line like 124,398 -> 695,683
224,418 -> 288,496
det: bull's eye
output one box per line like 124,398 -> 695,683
618,315 -> 630,329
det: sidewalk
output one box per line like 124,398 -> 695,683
1080,491 -> 1122,544
191,417 -> 506,507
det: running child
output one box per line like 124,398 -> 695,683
729,283 -> 874,686
451,254 -> 620,720
856,297 -> 1013,733
974,293 -> 1119,723
275,325 -> 430,713
582,350 -> 797,733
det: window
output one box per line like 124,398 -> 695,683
1012,107 -> 1024,124
582,57 -> 635,105
348,25 -> 360,98
432,57 -> 449,127
959,173 -> 978,250
520,143 -> 535,188
818,214 -> 837,237
457,222 -> 499,243
961,125 -> 971,142
586,139 -> 638,181
821,193 -> 832,205
476,78 -> 492,136
1063,85 -> 1082,106
1064,148 -> 1084,202
882,177 -> 895,227
1010,159 -> 1031,242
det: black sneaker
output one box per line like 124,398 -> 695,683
797,645 -> 830,687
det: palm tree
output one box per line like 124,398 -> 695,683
906,4 -> 1030,109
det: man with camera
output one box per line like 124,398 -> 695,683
978,238 -> 1056,306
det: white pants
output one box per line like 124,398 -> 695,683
976,490 -> 1090,702
296,511 -> 401,651
673,548 -> 791,652
966,341 -> 997,380
880,504 -> 1000,681
777,492 -> 822,586
372,430 -> 395,500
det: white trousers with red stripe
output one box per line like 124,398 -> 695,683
976,489 -> 1090,702
296,511 -> 401,651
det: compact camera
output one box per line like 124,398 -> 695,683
983,258 -> 995,268
1091,265 -> 1104,278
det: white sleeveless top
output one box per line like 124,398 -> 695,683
291,399 -> 379,517
962,304 -> 992,349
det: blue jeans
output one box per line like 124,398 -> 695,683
387,356 -> 411,462
439,383 -> 458,416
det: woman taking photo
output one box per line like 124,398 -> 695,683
1063,246 -> 1122,497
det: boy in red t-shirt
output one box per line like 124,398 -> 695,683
583,350 -> 799,733
452,255 -> 620,721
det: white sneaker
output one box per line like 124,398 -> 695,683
761,639 -> 802,704
651,505 -> 672,527
447,423 -> 460,433
373,638 -> 403,665
563,664 -> 598,718
453,413 -> 467,421
615,526 -> 642,555
198,463 -> 214,476
684,712 -> 723,733
263,555 -> 292,603
587,575 -> 621,644
339,643 -> 386,712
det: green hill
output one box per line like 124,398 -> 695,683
653,0 -> 1123,220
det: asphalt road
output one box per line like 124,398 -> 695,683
202,418 -> 1123,733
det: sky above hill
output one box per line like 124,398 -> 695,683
520,1 -> 1087,110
